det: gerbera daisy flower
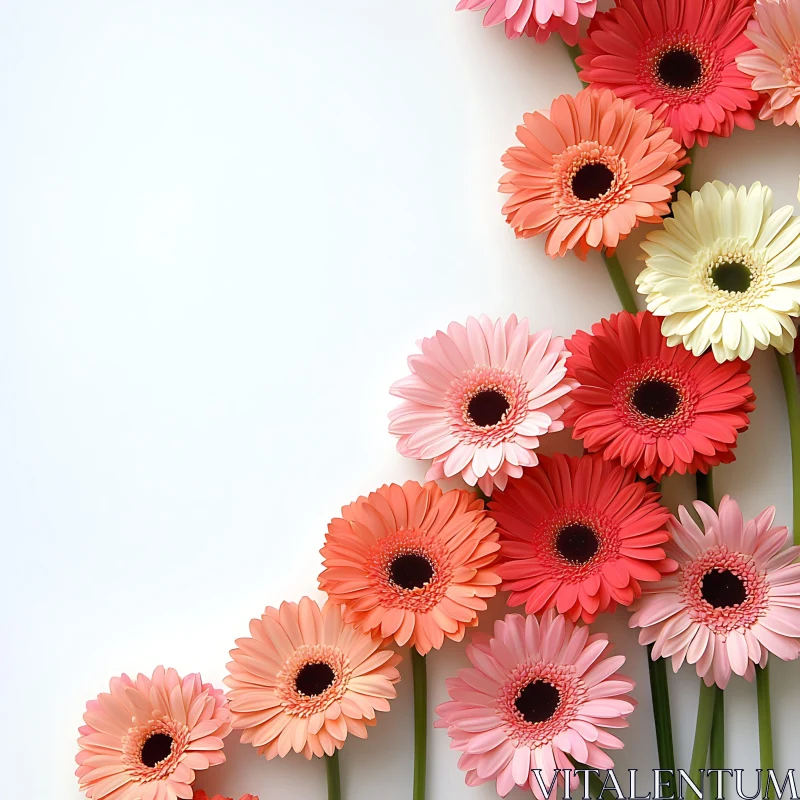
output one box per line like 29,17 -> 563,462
564,311 -> 756,481
193,793 -> 258,800
631,496 -> 800,688
76,667 -> 232,800
456,0 -> 596,44
577,0 -> 759,148
319,481 -> 500,654
389,315 -> 573,495
225,597 -> 400,760
435,610 -> 636,798
489,453 -> 675,624
500,88 -> 685,260
738,0 -> 800,127
638,182 -> 800,362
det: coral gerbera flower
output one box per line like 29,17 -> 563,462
435,610 -> 636,798
76,667 -> 232,800
577,0 -> 759,148
500,88 -> 685,260
389,315 -> 573,495
225,597 -> 401,760
631,496 -> 800,688
456,0 -> 597,44
319,481 -> 500,654
638,182 -> 800,362
490,453 -> 675,624
564,311 -> 755,481
193,793 -> 258,800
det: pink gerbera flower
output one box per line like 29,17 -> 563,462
490,453 -> 675,624
500,88 -> 685,259
737,0 -> 800,127
456,0 -> 597,45
564,311 -> 756,481
389,315 -> 573,495
436,610 -> 636,798
631,496 -> 800,688
76,667 -> 232,800
577,0 -> 759,148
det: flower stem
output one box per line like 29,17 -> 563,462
757,663 -> 774,800
564,43 -> 586,84
602,250 -> 638,314
696,470 -> 715,508
709,687 -> 725,797
687,681 -> 716,800
646,647 -> 677,799
776,351 -> 800,544
678,145 -> 696,195
412,648 -> 427,800
326,751 -> 341,800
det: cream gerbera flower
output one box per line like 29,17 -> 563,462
637,182 -> 800,362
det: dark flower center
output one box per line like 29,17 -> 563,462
711,261 -> 752,293
515,680 -> 561,724
390,553 -> 435,590
631,379 -> 682,419
657,49 -> 703,89
556,523 -> 600,564
295,662 -> 336,696
572,163 -> 615,201
141,733 -> 174,768
467,389 -> 510,427
701,569 -> 747,608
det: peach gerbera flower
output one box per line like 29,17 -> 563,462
738,0 -> 800,127
225,597 -> 401,759
76,667 -> 232,800
500,87 -> 685,260
319,481 -> 500,654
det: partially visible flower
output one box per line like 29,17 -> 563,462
76,667 -> 232,800
193,792 -> 258,800
319,481 -> 500,654
638,182 -> 800,362
500,88 -> 684,259
565,311 -> 755,480
577,0 -> 758,148
389,315 -> 573,495
738,0 -> 800,127
225,598 -> 401,759
631,496 -> 800,688
436,610 -> 636,798
456,0 -> 596,44
490,453 -> 675,624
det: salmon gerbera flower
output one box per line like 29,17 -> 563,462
631,496 -> 800,688
389,315 -> 573,496
435,610 -> 636,798
490,453 -> 675,624
319,481 -> 500,654
75,667 -> 232,800
500,87 -> 685,259
577,0 -> 759,148
564,311 -> 755,481
225,597 -> 401,759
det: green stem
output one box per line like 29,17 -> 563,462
757,663 -> 774,800
678,145 -> 696,195
602,250 -> 638,314
326,751 -> 341,800
564,43 -> 586,85
709,687 -> 725,798
687,681 -> 716,800
412,649 -> 427,800
696,470 -> 715,509
776,351 -> 800,544
646,648 -> 677,800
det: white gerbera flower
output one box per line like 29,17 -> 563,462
637,182 -> 800,362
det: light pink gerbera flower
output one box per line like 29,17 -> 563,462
631,496 -> 800,688
389,315 -> 573,496
76,667 -> 232,800
436,610 -> 636,798
456,0 -> 597,45
738,0 -> 800,127
577,0 -> 759,148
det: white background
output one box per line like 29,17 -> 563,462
3,1 -> 800,798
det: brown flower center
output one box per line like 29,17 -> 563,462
711,261 -> 752,293
701,569 -> 747,608
140,733 -> 174,768
571,162 -> 615,201
389,553 -> 435,590
657,49 -> 703,89
631,379 -> 681,419
467,388 -> 510,427
556,523 -> 600,564
295,662 -> 336,696
515,680 -> 561,724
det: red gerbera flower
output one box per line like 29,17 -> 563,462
577,0 -> 759,148
564,311 -> 756,481
490,453 -> 675,623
